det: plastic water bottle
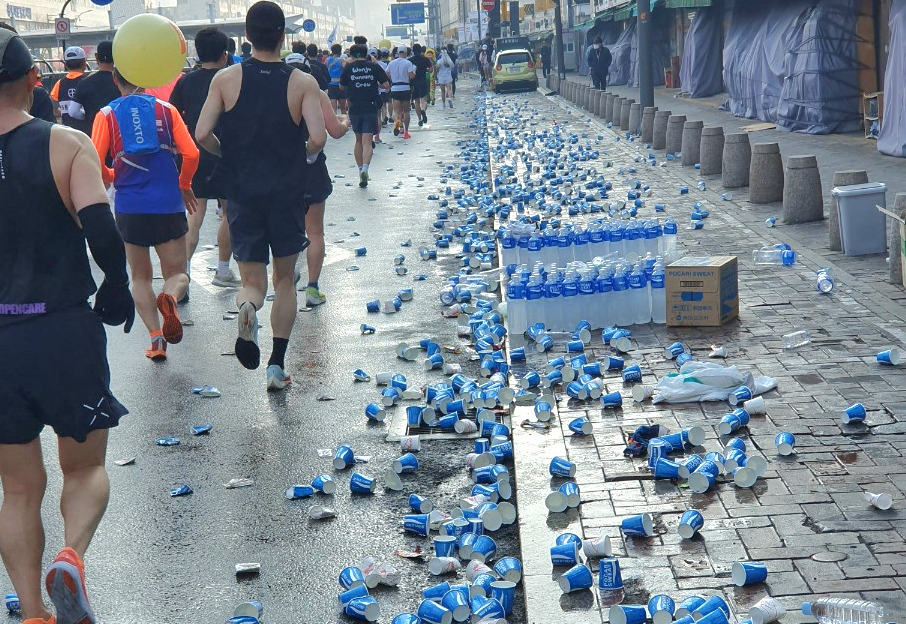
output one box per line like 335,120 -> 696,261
650,264 -> 667,324
802,597 -> 884,623
507,277 -> 527,337
577,269 -> 597,328
595,268 -> 613,330
542,229 -> 559,266
557,228 -> 573,267
542,275 -> 561,331
628,264 -> 650,325
612,267 -> 633,327
816,268 -> 834,293
644,220 -> 662,258
560,273 -> 579,332
501,228 -> 518,267
524,277 -> 544,330
753,247 -> 796,265
662,219 -> 678,260
782,330 -> 811,349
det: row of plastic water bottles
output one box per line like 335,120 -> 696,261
500,219 -> 679,269
505,256 -> 668,336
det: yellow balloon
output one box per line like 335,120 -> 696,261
378,38 -> 392,50
113,14 -> 187,89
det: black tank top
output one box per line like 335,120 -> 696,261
219,59 -> 310,203
58,73 -> 90,134
0,119 -> 96,328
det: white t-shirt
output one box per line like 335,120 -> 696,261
387,57 -> 416,91
378,60 -> 390,93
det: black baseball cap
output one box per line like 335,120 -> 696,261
96,40 -> 113,63
0,28 -> 33,84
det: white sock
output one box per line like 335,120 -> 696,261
217,261 -> 230,275
362,164 -> 369,173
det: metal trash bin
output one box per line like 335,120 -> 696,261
831,182 -> 887,256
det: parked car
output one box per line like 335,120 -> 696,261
491,48 -> 538,93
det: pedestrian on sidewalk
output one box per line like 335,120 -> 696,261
588,37 -> 612,91
540,39 -> 552,78
168,26 -> 240,293
0,27 -> 131,624
435,45 -> 454,109
195,0 -> 326,390
445,43 -> 458,96
91,68 -> 199,361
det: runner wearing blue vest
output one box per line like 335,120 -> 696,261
326,43 -> 346,114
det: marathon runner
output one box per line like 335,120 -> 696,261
409,44 -> 432,127
387,46 -> 415,140
91,69 -> 199,361
196,0 -> 327,390
0,27 -> 131,624
326,43 -> 346,114
340,41 -> 388,188
70,41 -> 119,134
50,46 -> 89,133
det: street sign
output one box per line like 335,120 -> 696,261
385,26 -> 409,38
481,0 -> 495,11
390,2 -> 425,25
302,18 -> 316,32
54,17 -> 70,42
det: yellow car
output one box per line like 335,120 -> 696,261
492,49 -> 539,93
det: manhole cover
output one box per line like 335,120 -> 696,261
812,551 -> 848,562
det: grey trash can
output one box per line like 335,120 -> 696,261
832,182 -> 888,256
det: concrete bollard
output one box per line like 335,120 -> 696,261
890,193 -> 906,284
605,94 -> 617,123
829,170 -> 869,251
628,103 -> 642,136
566,81 -> 574,102
666,114 -> 686,155
749,143 -> 784,204
611,97 -> 625,125
581,85 -> 590,109
620,99 -> 634,131
585,87 -> 595,112
782,155 -> 823,224
681,120 -> 704,167
699,126 -> 725,176
595,90 -> 606,117
641,107 -> 657,144
722,133 -> 751,189
653,110 -> 672,150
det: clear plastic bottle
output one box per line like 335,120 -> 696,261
573,226 -> 590,263
527,231 -> 544,267
577,269 -> 597,329
524,277 -> 544,330
506,277 -> 527,337
595,267 -> 613,330
662,219 -> 678,260
628,264 -> 650,325
612,266 -> 633,327
782,330 -> 811,349
542,275 -> 561,331
802,597 -> 884,624
650,264 -> 667,324
560,272 -> 580,332
557,228 -> 574,267
500,228 -> 518,267
753,247 -> 796,265
816,268 -> 834,293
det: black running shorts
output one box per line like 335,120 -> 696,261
0,304 -> 128,444
350,114 -> 379,136
391,90 -> 411,102
303,152 -> 333,205
328,84 -> 344,101
411,81 -> 429,100
115,212 -> 188,248
228,195 -> 309,264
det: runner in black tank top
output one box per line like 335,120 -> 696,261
195,0 -> 327,391
0,26 -> 132,624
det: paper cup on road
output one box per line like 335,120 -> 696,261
470,596 -> 505,621
464,560 -> 494,581
677,510 -> 704,539
864,491 -> 893,510
558,564 -> 593,593
384,468 -> 404,491
496,501 -> 517,524
469,535 -> 497,562
421,581 -> 450,602
842,402 -> 867,424
339,566 -> 366,589
489,580 -> 517,615
428,557 -> 462,576
732,466 -> 757,488
775,432 -> 795,456
743,396 -> 766,415
597,557 -> 623,590
545,490 -> 568,513
732,561 -> 768,586
549,456 -> 577,477
677,455 -> 703,479
693,595 -> 730,619
675,596 -> 706,619
632,384 -> 656,402
877,348 -> 902,365
493,556 -> 523,583
338,585 -> 369,607
440,588 -> 470,622
344,596 -> 380,622
749,597 -> 786,624
609,604 -> 648,624
558,482 -> 581,508
745,455 -> 768,477
686,425 -> 706,446
550,543 -> 580,566
696,610 -> 730,624
648,594 -> 676,624
582,535 -> 613,558
233,601 -> 264,618
620,512 -> 654,537
454,419 -> 479,434
400,435 -> 421,452
417,598 -> 453,624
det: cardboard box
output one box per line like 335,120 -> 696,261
666,256 -> 739,327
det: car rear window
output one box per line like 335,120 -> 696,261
499,52 -> 531,64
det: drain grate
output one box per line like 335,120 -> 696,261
387,407 -> 512,442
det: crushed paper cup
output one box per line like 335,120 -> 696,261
708,345 -> 727,358
235,562 -> 260,575
225,478 -> 254,489
309,505 -> 336,520
864,491 -> 893,510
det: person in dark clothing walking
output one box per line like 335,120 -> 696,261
588,36 -> 612,91
540,40 -> 552,78
445,43 -> 458,95
71,41 -> 119,133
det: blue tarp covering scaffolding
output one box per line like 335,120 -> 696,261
878,0 -> 906,157
678,6 -> 723,98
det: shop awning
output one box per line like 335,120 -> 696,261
663,0 -> 712,7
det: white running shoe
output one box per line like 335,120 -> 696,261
266,364 -> 292,391
212,269 -> 241,287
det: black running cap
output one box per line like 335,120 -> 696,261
0,29 -> 33,84
96,40 -> 113,63
246,1 -> 285,33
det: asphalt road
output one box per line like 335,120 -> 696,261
1,79 -> 528,624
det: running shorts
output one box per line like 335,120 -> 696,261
0,304 -> 128,444
227,195 -> 309,264
192,153 -> 227,200
391,90 -> 411,102
303,152 -> 333,205
381,92 -> 391,104
328,84 -> 344,101
411,81 -> 429,100
115,212 -> 188,248
350,114 -> 379,136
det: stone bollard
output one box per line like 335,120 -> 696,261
566,81 -> 574,101
700,126 -> 724,176
641,107 -> 657,144
782,156 -> 823,224
653,110 -> 672,150
595,90 -> 606,117
749,143 -> 784,204
681,120 -> 704,167
585,87 -> 595,112
580,85 -> 589,109
620,99 -> 634,131
890,193 -> 906,284
605,94 -> 617,123
829,170 -> 869,251
722,133 -> 751,189
628,103 -> 642,135
666,114 -> 686,155
611,97 -> 625,125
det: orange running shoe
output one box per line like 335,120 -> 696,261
145,333 -> 167,361
156,292 -> 183,344
45,547 -> 96,624
23,618 -> 56,624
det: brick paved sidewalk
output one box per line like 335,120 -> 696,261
493,88 -> 906,623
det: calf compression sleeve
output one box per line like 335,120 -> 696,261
79,203 -> 129,286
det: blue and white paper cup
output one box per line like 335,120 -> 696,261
394,453 -> 420,474
558,564 -> 593,593
843,402 -> 867,424
432,535 -> 457,558
605,355 -> 625,370
621,364 -> 643,383
719,414 -> 741,435
421,581 -> 451,602
732,466 -> 757,488
4,593 -> 20,613
775,432 -> 795,456
648,594 -> 676,624
440,587 -> 470,622
621,512 -> 654,537
550,542 -> 580,566
549,456 -> 577,478
417,598 -> 453,624
403,513 -> 430,536
675,596 -> 706,619
653,458 -> 681,480
410,494 -> 433,513
609,604 -> 648,624
597,557 -> 623,590
664,341 -> 687,359
559,482 -> 581,508
677,454 -> 703,479
731,407 -> 751,425
568,417 -> 593,435
470,596 -> 505,621
406,405 -> 424,428
493,557 -> 523,583
877,348 -> 902,366
470,573 -> 496,598
339,566 -> 366,590
555,532 -> 582,547
344,596 -> 380,622
688,461 -> 720,493
284,484 -> 315,499
728,385 -> 753,405
724,449 -> 747,471
601,391 -> 623,409
338,585 -> 370,607
470,535 -> 497,562
725,437 -> 747,453
333,444 -> 355,470
693,595 -> 731,619
365,402 -> 386,422
696,609 -> 730,624
510,346 -> 525,362
648,439 -> 671,468
732,561 -> 768,586
489,580 -> 517,615
349,472 -> 376,494
678,509 -> 704,539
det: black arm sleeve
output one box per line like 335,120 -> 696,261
79,203 -> 129,286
